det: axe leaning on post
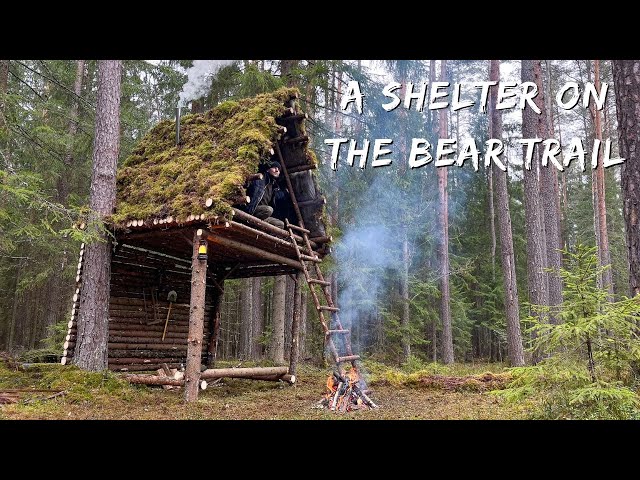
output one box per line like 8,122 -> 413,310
162,290 -> 178,341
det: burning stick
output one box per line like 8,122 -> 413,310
332,371 -> 379,410
330,382 -> 343,411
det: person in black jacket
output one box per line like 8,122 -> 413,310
244,160 -> 290,229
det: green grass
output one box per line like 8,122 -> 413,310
0,361 -> 526,420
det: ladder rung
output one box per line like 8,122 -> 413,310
317,305 -> 340,312
326,329 -> 350,335
309,279 -> 331,286
287,223 -> 310,234
300,254 -> 321,263
337,355 -> 360,363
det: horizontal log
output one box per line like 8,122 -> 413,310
109,336 -> 187,345
109,312 -> 193,322
108,343 -> 196,350
110,296 -> 195,307
108,324 -> 193,334
199,366 -> 288,380
309,235 -> 332,244
205,234 -> 304,271
289,164 -> 317,174
108,357 -> 186,365
285,135 -> 309,145
232,208 -> 317,249
337,355 -> 360,363
109,317 -> 208,328
108,349 -> 197,359
228,220 -> 314,257
286,222 -> 310,234
111,364 -> 182,372
108,329 -> 188,339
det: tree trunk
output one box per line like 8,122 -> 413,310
299,288 -> 307,357
58,60 -> 85,204
284,274 -> 295,357
428,60 -> 438,364
206,280 -> 224,367
488,164 -> 497,281
251,276 -> 263,359
533,60 -> 563,323
592,60 -> 614,300
400,224 -> 411,361
0,60 -> 8,130
612,60 -> 640,297
438,60 -> 454,364
545,61 -> 567,252
7,263 -> 23,351
289,272 -> 303,375
521,59 -> 550,362
184,230 -> 208,402
270,275 -> 286,363
74,60 -> 121,372
280,60 -> 299,87
489,60 -> 524,366
239,277 -> 253,359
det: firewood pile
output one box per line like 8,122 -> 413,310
319,369 -> 379,413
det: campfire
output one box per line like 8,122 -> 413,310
319,368 -> 379,413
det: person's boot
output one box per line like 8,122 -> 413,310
265,217 -> 285,229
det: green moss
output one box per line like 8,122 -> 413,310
111,87 -> 312,226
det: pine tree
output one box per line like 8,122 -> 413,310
489,60 -> 524,366
75,60 -> 122,371
612,60 -> 640,297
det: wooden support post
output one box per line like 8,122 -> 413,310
185,229 -> 207,403
206,277 -> 224,367
289,271 -> 303,377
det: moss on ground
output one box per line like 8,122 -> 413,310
1,361 -> 525,420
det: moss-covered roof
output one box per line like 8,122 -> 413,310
112,87 -> 303,226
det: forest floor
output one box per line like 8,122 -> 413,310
0,359 -> 529,420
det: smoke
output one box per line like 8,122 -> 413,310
178,60 -> 234,107
332,174 -> 419,353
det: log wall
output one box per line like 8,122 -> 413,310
62,244 -> 213,371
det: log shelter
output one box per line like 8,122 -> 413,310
61,88 -> 330,399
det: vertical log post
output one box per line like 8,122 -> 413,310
289,271 -> 302,376
185,229 -> 208,403
206,278 -> 224,367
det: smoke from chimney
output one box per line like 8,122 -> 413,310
178,60 -> 234,108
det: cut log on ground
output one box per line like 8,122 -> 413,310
123,374 -> 206,389
198,366 -> 289,380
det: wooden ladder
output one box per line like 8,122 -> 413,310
274,142 -> 360,379
284,219 -> 359,378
